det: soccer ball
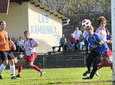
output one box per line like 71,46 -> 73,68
82,19 -> 91,29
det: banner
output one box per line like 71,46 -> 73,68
0,0 -> 10,13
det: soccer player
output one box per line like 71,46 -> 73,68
82,25 -> 108,79
16,31 -> 46,77
0,21 -> 16,79
8,40 -> 17,79
96,16 -> 112,70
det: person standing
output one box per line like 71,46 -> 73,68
16,31 -> 46,77
73,27 -> 82,51
0,21 -> 16,79
16,37 -> 24,52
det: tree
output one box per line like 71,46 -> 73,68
98,0 -> 111,13
39,0 -> 111,15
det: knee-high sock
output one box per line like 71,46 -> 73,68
0,64 -> 6,74
110,63 -> 112,70
98,60 -> 109,69
10,66 -> 15,76
18,65 -> 23,74
33,65 -> 42,72
90,66 -> 97,79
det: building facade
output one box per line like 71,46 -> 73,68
0,0 -> 68,53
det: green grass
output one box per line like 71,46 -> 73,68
0,67 -> 112,85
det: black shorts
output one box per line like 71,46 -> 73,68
0,51 -> 15,61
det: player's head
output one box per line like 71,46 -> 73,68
0,21 -> 6,30
87,25 -> 94,35
19,37 -> 22,40
98,16 -> 107,28
24,31 -> 30,39
71,33 -> 75,37
62,34 -> 65,38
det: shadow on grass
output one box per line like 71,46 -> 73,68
47,80 -> 112,85
48,82 -> 62,84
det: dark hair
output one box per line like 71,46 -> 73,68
98,16 -> 107,25
24,31 -> 29,34
0,21 -> 6,25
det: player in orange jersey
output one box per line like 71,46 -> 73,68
0,21 -> 16,79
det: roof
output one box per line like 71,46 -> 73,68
9,0 -> 68,21
0,0 -> 10,13
30,0 -> 69,21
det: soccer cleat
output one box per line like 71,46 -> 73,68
82,77 -> 92,79
83,71 -> 90,76
16,74 -> 21,78
11,76 -> 17,79
40,71 -> 46,77
95,70 -> 99,77
0,75 -> 3,79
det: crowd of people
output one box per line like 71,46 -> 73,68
58,27 -> 86,52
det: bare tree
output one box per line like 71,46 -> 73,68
39,0 -> 111,14
98,0 -> 111,13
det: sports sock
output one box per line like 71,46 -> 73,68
18,65 -> 23,75
10,66 -> 15,76
33,65 -> 42,72
98,60 -> 109,69
0,64 -> 6,73
110,63 -> 112,70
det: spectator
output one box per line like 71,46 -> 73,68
58,34 -> 67,52
11,38 -> 17,45
68,34 -> 76,51
11,38 -> 17,52
83,30 -> 90,51
106,31 -> 112,49
73,27 -> 82,51
16,37 -> 24,52
77,33 -> 85,52
107,31 -> 111,40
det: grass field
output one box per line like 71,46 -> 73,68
0,67 -> 112,85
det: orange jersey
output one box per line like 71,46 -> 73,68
0,30 -> 10,51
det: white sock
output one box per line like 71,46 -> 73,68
0,64 -> 6,73
10,66 -> 15,76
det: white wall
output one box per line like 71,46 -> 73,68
0,2 -> 28,40
0,2 -> 63,53
28,2 -> 62,53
